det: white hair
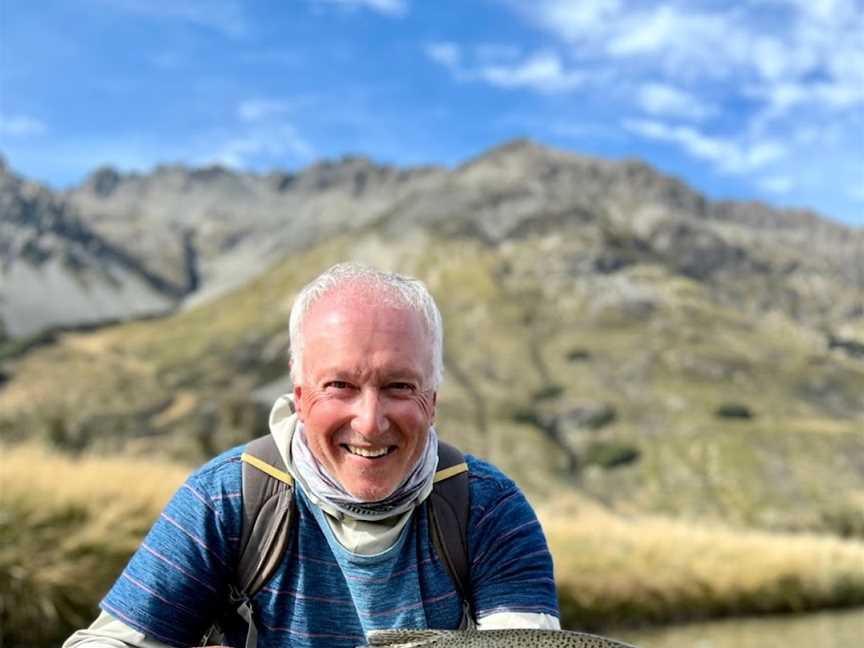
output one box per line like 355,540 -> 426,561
289,263 -> 444,388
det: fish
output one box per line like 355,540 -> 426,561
359,629 -> 638,647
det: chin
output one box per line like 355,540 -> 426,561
350,483 -> 397,503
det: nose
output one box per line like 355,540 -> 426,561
350,388 -> 390,437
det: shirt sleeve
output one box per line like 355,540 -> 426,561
98,455 -> 242,647
476,611 -> 561,630
466,459 -> 560,622
62,611 -> 175,648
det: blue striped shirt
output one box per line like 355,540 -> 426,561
101,444 -> 559,647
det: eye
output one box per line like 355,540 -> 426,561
325,380 -> 352,391
387,382 -> 416,392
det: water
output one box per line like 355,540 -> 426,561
615,607 -> 864,648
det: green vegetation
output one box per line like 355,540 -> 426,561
821,498 -> 864,540
566,349 -> 593,362
533,383 -> 565,401
582,440 -> 640,469
715,403 -> 755,419
1,233 -> 862,535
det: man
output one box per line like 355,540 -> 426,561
64,263 -> 559,647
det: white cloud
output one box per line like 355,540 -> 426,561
527,0 -> 864,118
848,184 -> 864,203
624,119 -> 787,174
97,0 -> 250,38
313,0 -> 408,17
754,80 -> 864,116
637,83 -> 715,121
759,175 -> 794,194
426,44 -> 584,94
425,42 -> 461,69
238,99 -> 295,122
607,6 -> 727,61
208,125 -> 314,168
533,0 -> 622,42
531,1 -> 743,78
0,114 -> 47,136
477,51 -> 584,93
444,1 -> 863,108
750,35 -> 796,81
788,0 -> 857,24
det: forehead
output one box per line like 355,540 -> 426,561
306,285 -> 422,325
302,289 -> 432,374
314,281 -> 410,310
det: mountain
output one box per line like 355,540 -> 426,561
3,141 -> 861,337
65,157 -> 444,308
0,161 -> 177,337
1,141 -> 862,537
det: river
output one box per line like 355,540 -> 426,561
613,607 -> 864,648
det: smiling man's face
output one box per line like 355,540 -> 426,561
293,288 -> 437,502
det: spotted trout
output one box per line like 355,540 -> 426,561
360,629 -> 638,647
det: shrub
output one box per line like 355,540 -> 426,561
510,406 -> 546,429
583,441 -> 640,469
561,404 -> 617,430
533,384 -> 565,401
715,403 -> 754,419
822,507 -> 864,540
566,349 -> 593,362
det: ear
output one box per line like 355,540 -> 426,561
430,391 -> 437,421
293,385 -> 305,422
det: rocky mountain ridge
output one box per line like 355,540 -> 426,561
1,141 -> 861,339
65,155 -> 445,310
0,161 -> 177,336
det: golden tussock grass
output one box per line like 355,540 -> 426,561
538,497 -> 864,630
0,444 -> 190,647
3,443 -> 864,644
1,442 -> 188,507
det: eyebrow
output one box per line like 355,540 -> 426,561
315,367 -> 425,383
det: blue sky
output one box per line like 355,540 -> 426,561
1,0 -> 862,226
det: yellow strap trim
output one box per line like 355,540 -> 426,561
434,462 -> 468,483
241,453 -> 294,486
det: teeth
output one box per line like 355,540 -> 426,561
346,445 -> 390,458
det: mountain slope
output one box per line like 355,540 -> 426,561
0,162 -> 177,337
1,223 -> 862,536
1,141 -> 862,536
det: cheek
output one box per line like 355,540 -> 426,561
301,399 -> 345,456
298,391 -> 347,437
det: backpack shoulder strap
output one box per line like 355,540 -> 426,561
231,435 -> 472,641
238,434 -> 295,597
428,441 -> 471,625
202,435 -> 295,648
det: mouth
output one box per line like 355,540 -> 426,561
341,444 -> 396,459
